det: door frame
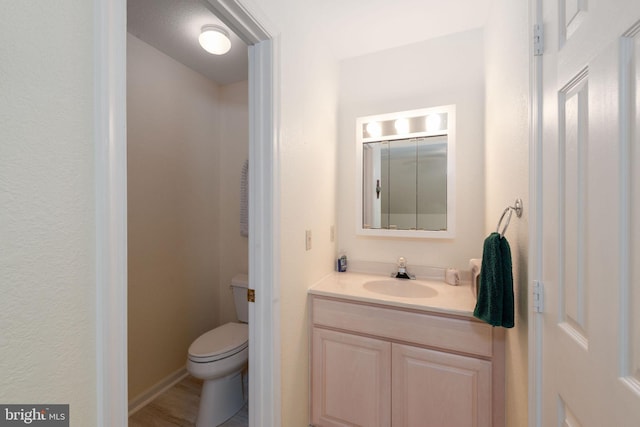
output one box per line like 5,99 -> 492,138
529,0 -> 543,425
93,0 -> 281,425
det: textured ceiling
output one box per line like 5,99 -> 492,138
127,0 -> 248,85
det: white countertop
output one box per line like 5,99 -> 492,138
308,271 -> 478,318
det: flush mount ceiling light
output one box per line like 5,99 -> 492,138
198,25 -> 231,55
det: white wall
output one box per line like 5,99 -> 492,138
276,39 -> 339,427
484,1 -> 530,426
0,1 -> 96,425
244,2 -> 341,425
337,29 -> 486,271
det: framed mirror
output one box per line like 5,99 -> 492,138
356,105 -> 455,238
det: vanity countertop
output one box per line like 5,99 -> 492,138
308,271 -> 478,318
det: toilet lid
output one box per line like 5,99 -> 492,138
189,322 -> 248,362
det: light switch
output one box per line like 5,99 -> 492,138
305,230 -> 312,251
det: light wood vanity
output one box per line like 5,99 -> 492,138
308,273 -> 505,427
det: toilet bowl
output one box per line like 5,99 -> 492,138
187,274 -> 249,427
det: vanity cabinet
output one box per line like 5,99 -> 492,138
310,295 -> 504,427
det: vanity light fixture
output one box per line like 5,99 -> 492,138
198,25 -> 231,55
394,118 -> 410,135
366,121 -> 382,138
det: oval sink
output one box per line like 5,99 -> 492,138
363,279 -> 438,298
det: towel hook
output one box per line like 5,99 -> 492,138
496,198 -> 523,237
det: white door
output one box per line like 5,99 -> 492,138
539,0 -> 640,425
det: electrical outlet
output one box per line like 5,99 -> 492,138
305,230 -> 312,251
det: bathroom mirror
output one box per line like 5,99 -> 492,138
356,105 -> 455,238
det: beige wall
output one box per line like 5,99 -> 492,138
127,34 -> 248,401
337,29 -> 486,270
218,81 -> 250,325
0,1 -> 96,425
484,1 -> 530,425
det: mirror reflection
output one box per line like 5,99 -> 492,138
363,136 -> 447,231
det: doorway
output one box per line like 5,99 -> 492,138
94,0 -> 279,425
126,0 -> 250,418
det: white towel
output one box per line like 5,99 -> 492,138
240,159 -> 249,237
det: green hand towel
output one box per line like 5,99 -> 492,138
473,232 -> 515,328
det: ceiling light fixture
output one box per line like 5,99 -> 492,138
198,25 -> 231,55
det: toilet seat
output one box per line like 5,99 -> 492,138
188,322 -> 248,363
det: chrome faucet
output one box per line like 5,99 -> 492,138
392,257 -> 415,280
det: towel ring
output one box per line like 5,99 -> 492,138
496,198 -> 523,237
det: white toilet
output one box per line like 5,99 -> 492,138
187,274 -> 249,427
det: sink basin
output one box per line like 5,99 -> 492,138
363,279 -> 438,298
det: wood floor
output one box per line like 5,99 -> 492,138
129,376 -> 248,427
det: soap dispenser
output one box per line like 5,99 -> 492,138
336,253 -> 347,272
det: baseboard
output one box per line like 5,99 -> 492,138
128,366 -> 189,416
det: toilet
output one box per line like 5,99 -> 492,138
187,274 -> 249,427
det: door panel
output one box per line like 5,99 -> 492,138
559,0 -> 587,45
311,328 -> 391,427
558,69 -> 589,347
391,344 -> 491,427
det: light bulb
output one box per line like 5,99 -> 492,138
366,121 -> 382,138
426,114 -> 442,132
394,118 -> 409,134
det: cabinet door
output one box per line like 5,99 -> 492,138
311,328 -> 391,427
392,344 -> 491,427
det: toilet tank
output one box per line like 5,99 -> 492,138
231,273 -> 249,323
